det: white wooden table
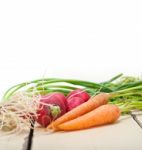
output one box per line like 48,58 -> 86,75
0,115 -> 142,150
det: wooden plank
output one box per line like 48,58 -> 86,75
138,115 -> 142,120
0,132 -> 27,150
0,115 -> 142,150
137,114 -> 142,127
32,115 -> 142,150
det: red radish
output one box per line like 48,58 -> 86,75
67,89 -> 90,102
41,92 -> 67,115
37,105 -> 52,127
67,96 -> 85,111
37,92 -> 67,127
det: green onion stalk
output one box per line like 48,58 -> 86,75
2,73 -> 142,114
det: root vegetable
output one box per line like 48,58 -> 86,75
67,89 -> 90,102
57,104 -> 120,131
67,97 -> 85,111
48,93 -> 110,129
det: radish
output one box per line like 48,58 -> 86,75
67,96 -> 85,111
41,92 -> 67,115
37,92 -> 67,127
67,89 -> 90,102
37,105 -> 52,127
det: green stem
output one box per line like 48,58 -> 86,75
27,85 -> 77,92
2,78 -> 55,100
102,73 -> 123,84
111,85 -> 142,97
28,88 -> 72,96
114,80 -> 142,91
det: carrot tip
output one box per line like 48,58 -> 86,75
45,128 -> 56,133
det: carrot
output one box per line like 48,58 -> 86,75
47,93 -> 110,129
57,104 -> 120,131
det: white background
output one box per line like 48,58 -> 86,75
0,0 -> 142,98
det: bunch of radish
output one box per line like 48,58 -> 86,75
66,89 -> 90,111
37,89 -> 90,127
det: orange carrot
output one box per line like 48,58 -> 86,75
47,93 -> 110,129
57,104 -> 120,131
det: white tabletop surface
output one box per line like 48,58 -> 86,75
0,115 -> 142,150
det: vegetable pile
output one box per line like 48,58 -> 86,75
0,73 -> 142,132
